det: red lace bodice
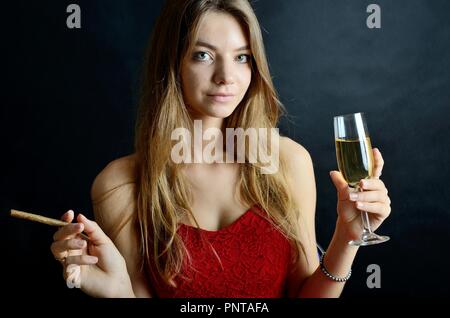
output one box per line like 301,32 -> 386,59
149,205 -> 293,298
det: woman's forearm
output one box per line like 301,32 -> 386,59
298,221 -> 359,298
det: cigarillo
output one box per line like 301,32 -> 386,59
10,209 -> 90,240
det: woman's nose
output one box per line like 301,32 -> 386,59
213,60 -> 235,85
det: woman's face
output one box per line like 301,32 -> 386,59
181,11 -> 252,119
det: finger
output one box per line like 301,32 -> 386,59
74,234 -> 89,254
355,201 -> 391,218
53,223 -> 84,241
61,210 -> 74,223
77,214 -> 110,245
349,190 -> 390,204
329,171 -> 350,200
66,254 -> 98,266
51,239 -> 86,259
372,148 -> 384,179
359,178 -> 387,192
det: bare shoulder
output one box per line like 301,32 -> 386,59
90,153 -> 138,234
279,136 -> 313,170
279,136 -> 316,216
90,153 -> 137,203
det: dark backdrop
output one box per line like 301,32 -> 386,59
2,0 -> 449,299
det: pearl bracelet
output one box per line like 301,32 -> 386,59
319,252 -> 352,282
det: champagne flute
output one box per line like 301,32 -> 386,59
333,112 -> 390,246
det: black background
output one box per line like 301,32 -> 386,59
2,0 -> 449,299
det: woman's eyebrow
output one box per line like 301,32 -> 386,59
195,40 -> 250,51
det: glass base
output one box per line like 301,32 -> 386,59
348,232 -> 390,246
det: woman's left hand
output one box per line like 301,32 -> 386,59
329,148 -> 391,242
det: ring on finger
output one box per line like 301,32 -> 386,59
55,257 -> 66,264
55,250 -> 68,264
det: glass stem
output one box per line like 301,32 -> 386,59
357,185 -> 373,234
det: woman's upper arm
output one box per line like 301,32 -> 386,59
280,137 -> 320,297
90,155 -> 153,297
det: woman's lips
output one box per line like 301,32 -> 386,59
207,94 -> 235,102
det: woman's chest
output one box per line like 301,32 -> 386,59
181,163 -> 249,230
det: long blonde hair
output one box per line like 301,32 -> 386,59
134,0 -> 307,287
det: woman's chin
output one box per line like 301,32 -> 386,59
204,105 -> 237,118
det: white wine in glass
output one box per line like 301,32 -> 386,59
334,112 -> 390,246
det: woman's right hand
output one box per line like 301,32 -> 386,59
50,210 -> 135,298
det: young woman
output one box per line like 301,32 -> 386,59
50,0 -> 391,298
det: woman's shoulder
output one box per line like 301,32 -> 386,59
279,136 -> 313,167
90,153 -> 137,203
279,136 -> 316,209
90,153 -> 138,234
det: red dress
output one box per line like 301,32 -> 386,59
149,205 -> 293,298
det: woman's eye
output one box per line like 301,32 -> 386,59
236,54 -> 251,63
193,52 -> 212,62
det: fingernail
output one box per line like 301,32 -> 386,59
349,193 -> 358,201
357,202 -> 364,208
77,240 -> 85,248
360,180 -> 366,188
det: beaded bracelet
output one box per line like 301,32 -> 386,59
319,252 -> 352,282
